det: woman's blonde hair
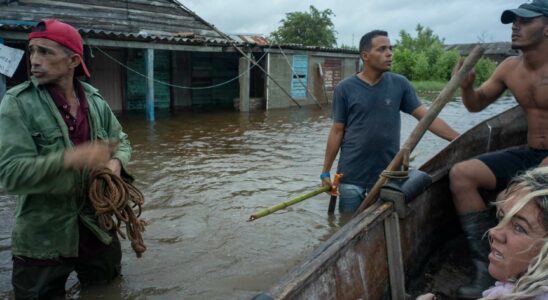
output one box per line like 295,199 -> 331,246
484,167 -> 548,299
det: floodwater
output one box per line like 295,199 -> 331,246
0,96 -> 516,299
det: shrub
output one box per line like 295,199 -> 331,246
411,52 -> 430,81
434,50 -> 461,80
474,57 -> 497,85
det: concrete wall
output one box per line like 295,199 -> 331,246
265,51 -> 359,110
266,52 -> 316,109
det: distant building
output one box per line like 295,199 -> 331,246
444,42 -> 519,63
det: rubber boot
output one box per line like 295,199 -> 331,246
456,208 -> 497,299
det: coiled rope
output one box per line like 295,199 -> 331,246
88,168 -> 147,258
380,169 -> 409,179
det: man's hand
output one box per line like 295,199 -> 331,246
322,177 -> 332,188
63,141 -> 118,171
106,159 -> 122,176
416,293 -> 436,300
453,59 -> 475,90
540,156 -> 548,166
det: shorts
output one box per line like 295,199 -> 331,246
477,146 -> 548,191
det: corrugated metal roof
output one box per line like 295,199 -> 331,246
0,0 -> 233,43
0,23 -> 235,46
227,35 -> 359,54
229,34 -> 270,45
261,43 -> 359,55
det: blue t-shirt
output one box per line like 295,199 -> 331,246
332,72 -> 421,189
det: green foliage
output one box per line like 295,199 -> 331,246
474,57 -> 497,85
392,24 -> 496,86
392,48 -> 415,77
434,50 -> 461,80
411,52 -> 430,81
270,5 -> 337,47
397,24 -> 444,52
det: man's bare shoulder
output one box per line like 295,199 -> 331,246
488,56 -> 523,85
498,55 -> 522,70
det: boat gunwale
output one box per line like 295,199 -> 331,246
267,202 -> 394,299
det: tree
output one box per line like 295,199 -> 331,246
393,24 -> 496,83
270,5 -> 337,47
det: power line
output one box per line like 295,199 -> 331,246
89,45 -> 269,90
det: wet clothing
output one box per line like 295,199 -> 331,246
482,281 -> 548,299
46,82 -> 90,145
477,146 -> 548,191
12,222 -> 121,300
0,77 -> 131,259
338,183 -> 367,213
332,72 -> 421,190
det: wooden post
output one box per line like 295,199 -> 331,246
384,210 -> 406,299
145,48 -> 154,121
0,38 -> 6,101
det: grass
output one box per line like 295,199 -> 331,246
411,80 -> 447,93
412,80 -> 513,100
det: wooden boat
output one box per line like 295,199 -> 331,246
254,105 -> 527,300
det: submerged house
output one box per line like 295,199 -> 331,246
0,0 -> 359,116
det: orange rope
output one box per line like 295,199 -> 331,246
89,168 -> 146,258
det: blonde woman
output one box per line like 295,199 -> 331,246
481,167 -> 548,299
418,167 -> 548,300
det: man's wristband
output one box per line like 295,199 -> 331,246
320,172 -> 331,180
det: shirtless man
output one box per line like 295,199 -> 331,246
448,0 -> 548,298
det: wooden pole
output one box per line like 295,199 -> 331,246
353,45 -> 485,216
249,185 -> 331,221
317,63 -> 330,104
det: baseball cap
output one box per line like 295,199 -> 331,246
501,0 -> 548,24
28,19 -> 90,77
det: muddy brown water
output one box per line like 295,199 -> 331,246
0,97 -> 515,299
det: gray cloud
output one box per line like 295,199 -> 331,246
182,0 -> 524,46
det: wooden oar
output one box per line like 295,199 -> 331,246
353,45 -> 485,217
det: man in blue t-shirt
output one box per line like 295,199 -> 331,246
320,30 -> 459,213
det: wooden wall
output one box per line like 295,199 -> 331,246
88,48 -> 125,112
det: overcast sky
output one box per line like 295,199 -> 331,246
181,0 -> 525,47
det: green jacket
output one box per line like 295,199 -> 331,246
0,78 -> 131,259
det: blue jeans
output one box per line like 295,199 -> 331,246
338,183 -> 367,213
